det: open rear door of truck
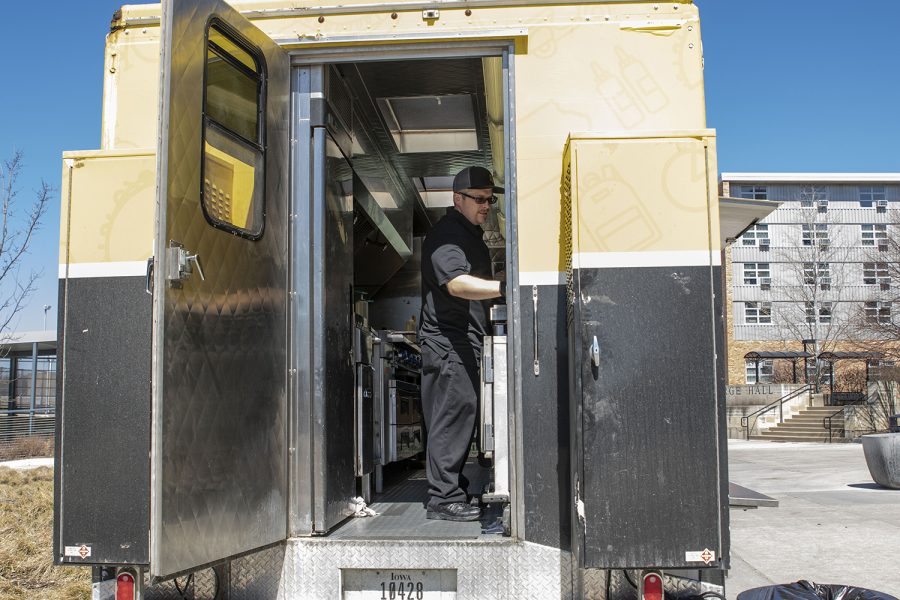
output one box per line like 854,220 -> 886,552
151,0 -> 290,579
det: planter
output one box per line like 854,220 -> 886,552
861,433 -> 900,489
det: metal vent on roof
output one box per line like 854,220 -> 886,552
378,95 -> 479,154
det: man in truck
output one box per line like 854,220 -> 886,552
419,166 -> 505,522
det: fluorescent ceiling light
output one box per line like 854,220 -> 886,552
421,191 -> 454,208
413,176 -> 456,208
378,95 -> 479,154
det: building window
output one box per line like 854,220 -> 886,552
746,359 -> 774,384
0,357 -> 10,407
745,301 -> 772,324
863,262 -> 889,285
10,355 -> 57,410
799,185 -> 827,208
859,186 -> 886,208
805,302 -> 833,324
861,224 -> 888,246
803,262 -> 830,285
741,224 -> 770,246
864,301 -> 892,323
743,263 -> 771,285
202,22 -> 267,239
737,185 -> 768,200
801,224 -> 829,246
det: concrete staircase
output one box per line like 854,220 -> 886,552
750,405 -> 845,442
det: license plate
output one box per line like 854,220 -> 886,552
342,569 -> 457,599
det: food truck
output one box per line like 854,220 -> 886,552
53,1 -> 758,597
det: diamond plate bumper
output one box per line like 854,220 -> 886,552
146,538 -> 575,599
282,538 -> 573,599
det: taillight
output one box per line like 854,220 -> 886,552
641,571 -> 664,600
116,570 -> 136,600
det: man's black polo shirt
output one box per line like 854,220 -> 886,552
419,208 -> 492,365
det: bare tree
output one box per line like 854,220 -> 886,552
846,211 -> 900,357
863,377 -> 900,432
773,189 -> 851,383
840,209 -> 900,431
0,152 -> 52,340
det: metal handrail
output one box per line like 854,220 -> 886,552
0,408 -> 56,452
823,408 -> 845,443
741,384 -> 814,440
822,391 -> 873,442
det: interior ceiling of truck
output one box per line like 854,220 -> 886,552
337,58 -> 496,236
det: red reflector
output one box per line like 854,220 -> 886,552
116,572 -> 135,600
642,572 -> 664,600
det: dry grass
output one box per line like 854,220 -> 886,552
0,467 -> 90,599
0,437 -> 54,461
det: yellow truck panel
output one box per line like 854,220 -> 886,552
100,2 -> 707,277
60,150 -> 156,270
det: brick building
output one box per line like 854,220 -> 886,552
721,173 -> 900,385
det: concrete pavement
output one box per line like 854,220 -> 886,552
5,447 -> 897,597
727,439 -> 900,598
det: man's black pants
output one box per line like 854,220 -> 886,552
420,345 -> 479,508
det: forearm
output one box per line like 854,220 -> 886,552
446,274 -> 503,300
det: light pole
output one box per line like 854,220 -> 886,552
43,304 -> 51,330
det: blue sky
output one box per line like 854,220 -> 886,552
1,0 -> 899,331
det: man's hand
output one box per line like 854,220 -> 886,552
446,274 -> 503,300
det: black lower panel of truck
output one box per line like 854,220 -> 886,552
54,276 -> 152,566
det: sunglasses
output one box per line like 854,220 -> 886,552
458,191 -> 499,205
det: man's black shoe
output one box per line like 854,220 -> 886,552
426,502 -> 481,522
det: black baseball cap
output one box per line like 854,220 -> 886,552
452,166 -> 504,194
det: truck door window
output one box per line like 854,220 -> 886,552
201,22 -> 266,238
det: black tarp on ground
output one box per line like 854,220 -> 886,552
738,580 -> 898,600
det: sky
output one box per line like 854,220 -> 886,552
0,0 -> 898,331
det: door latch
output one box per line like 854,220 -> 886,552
590,336 -> 600,367
532,285 -> 540,376
166,241 -> 206,286
145,257 -> 154,295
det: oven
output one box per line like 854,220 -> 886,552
374,332 -> 424,471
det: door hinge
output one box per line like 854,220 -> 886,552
483,355 -> 494,383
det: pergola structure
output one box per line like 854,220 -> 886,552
817,351 -> 884,397
743,350 -> 886,399
743,351 -> 815,384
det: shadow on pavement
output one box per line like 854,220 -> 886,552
847,482 -> 896,491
